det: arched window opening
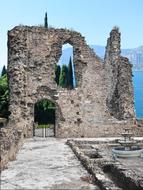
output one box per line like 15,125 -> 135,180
34,99 -> 56,137
55,43 -> 76,89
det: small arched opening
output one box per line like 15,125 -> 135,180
33,99 -> 56,137
55,43 -> 76,89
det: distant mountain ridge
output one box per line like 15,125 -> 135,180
91,45 -> 143,71
61,45 -> 143,71
121,46 -> 143,71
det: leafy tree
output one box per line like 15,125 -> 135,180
34,99 -> 55,124
55,65 -> 61,85
36,99 -> 55,111
68,56 -> 74,89
0,74 -> 10,118
59,65 -> 68,88
44,12 -> 48,28
1,65 -> 7,77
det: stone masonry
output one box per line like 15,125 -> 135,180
104,27 -> 134,120
7,26 -> 136,137
0,126 -> 23,170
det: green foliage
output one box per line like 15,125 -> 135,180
36,124 -> 54,129
34,99 -> 55,125
36,99 -> 55,111
68,56 -> 74,89
59,65 -> 68,88
55,65 -> 61,85
44,12 -> 48,28
0,74 -> 10,118
1,65 -> 7,77
0,75 -> 8,93
55,57 -> 74,89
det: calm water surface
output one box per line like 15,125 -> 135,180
133,71 -> 143,119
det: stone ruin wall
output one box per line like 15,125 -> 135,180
1,26 -> 143,171
0,127 -> 23,170
7,26 -> 136,138
104,28 -> 135,120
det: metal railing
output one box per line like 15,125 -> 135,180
33,123 -> 55,137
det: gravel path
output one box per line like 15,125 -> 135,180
1,138 -> 99,190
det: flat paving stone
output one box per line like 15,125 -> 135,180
1,138 -> 100,190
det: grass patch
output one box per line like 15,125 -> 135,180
36,124 -> 54,129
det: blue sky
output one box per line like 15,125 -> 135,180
0,0 -> 143,69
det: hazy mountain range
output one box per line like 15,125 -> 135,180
121,46 -> 143,71
60,45 -> 143,71
92,45 -> 143,71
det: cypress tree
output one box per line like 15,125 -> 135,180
68,56 -> 74,89
55,65 -> 61,85
44,12 -> 48,28
1,65 -> 7,77
59,65 -> 68,88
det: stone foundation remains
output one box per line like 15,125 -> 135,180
67,139 -> 143,190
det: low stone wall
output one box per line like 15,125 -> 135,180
136,119 -> 143,127
0,126 -> 23,171
0,118 -> 7,128
67,139 -> 143,190
132,119 -> 143,136
67,140 -> 122,190
56,120 -> 143,137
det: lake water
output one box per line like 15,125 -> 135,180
133,71 -> 143,119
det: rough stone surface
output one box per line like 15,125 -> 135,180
7,26 -> 137,138
0,118 -> 7,128
0,127 -> 23,171
136,119 -> 143,128
1,138 -> 99,190
104,27 -> 135,120
67,138 -> 143,190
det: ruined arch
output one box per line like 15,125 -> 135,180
33,98 -> 56,136
50,32 -> 87,87
7,26 -> 135,138
8,27 -> 94,137
56,42 -> 76,89
25,86 -> 64,137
